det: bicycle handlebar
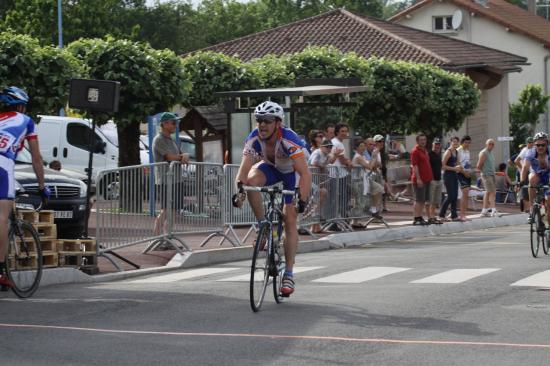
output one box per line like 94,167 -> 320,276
242,185 -> 295,196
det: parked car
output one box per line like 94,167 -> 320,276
15,147 -> 88,239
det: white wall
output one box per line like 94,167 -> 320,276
397,1 -> 550,121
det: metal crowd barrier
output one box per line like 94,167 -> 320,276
94,160 -> 390,270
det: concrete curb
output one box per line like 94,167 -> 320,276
41,213 -> 528,286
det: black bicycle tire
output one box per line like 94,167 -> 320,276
537,211 -> 548,255
543,215 -> 550,255
531,208 -> 541,258
7,220 -> 43,298
273,219 -> 285,304
250,224 -> 270,312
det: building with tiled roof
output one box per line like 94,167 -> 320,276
390,0 -> 550,132
194,8 -> 530,160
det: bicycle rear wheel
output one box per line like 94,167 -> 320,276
7,220 -> 43,298
530,208 -> 542,258
250,224 -> 270,312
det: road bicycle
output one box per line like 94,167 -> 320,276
239,185 -> 294,312
529,185 -> 550,258
3,191 -> 44,298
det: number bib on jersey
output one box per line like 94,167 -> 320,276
0,131 -> 16,154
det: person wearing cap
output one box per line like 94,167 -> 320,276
308,139 -> 338,233
153,112 -> 190,236
477,138 -> 500,217
427,138 -> 443,224
373,134 -> 394,211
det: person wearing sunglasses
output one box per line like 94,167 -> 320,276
234,101 -> 312,297
476,138 -> 500,217
521,132 -> 550,223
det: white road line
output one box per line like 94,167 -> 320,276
218,266 -> 324,282
511,270 -> 550,287
129,268 -> 240,283
312,266 -> 410,284
410,268 -> 500,284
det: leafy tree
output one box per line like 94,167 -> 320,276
0,30 -> 83,118
248,54 -> 294,88
67,37 -> 190,167
181,51 -> 259,106
509,84 -> 550,153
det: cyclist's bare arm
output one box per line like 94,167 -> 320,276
236,154 -> 257,186
28,139 -> 45,189
294,156 -> 312,200
521,159 -> 531,183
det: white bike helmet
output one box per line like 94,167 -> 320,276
534,132 -> 548,141
254,101 -> 285,121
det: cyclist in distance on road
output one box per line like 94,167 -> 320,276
521,132 -> 550,224
234,101 -> 312,297
0,87 -> 49,288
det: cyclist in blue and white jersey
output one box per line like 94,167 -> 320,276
521,132 -> 550,224
0,87 -> 48,288
234,101 -> 312,297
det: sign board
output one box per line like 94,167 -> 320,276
497,136 -> 514,142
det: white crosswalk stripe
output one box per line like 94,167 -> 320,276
218,266 -> 324,282
128,267 -> 240,283
312,266 -> 410,284
510,270 -> 550,287
410,268 -> 501,284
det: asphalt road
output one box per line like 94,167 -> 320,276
2,224 -> 550,365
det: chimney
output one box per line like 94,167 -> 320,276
527,0 -> 537,14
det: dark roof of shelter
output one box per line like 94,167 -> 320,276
196,8 -> 527,69
389,0 -> 550,49
183,105 -> 228,131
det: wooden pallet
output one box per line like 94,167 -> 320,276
31,223 -> 57,239
57,239 -> 96,252
39,239 -> 56,252
42,252 -> 58,268
7,253 -> 39,270
38,210 -> 55,224
17,210 -> 38,223
58,251 -> 97,267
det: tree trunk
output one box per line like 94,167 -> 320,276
117,121 -> 143,212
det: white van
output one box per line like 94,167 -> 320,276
36,116 -> 149,180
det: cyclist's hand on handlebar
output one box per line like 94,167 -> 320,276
39,186 -> 51,208
232,181 -> 246,208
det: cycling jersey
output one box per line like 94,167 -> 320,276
243,127 -> 308,174
526,147 -> 550,176
0,111 -> 37,160
0,111 -> 37,200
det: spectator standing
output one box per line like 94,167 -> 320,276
325,124 -> 335,141
477,139 -> 500,217
308,129 -> 324,152
308,139 -> 337,233
427,138 -> 443,224
351,140 -> 383,226
152,112 -> 190,236
457,135 -> 472,221
439,137 -> 463,221
330,123 -> 352,227
373,134 -> 393,211
410,133 -> 433,225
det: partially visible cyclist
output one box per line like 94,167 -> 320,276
521,132 -> 550,225
234,101 -> 312,297
0,86 -> 49,288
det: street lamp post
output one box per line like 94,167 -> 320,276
58,0 -> 64,116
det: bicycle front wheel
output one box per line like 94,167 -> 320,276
530,208 -> 542,258
273,221 -> 285,304
250,224 -> 270,312
7,220 -> 43,298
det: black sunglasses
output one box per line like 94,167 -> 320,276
256,116 -> 277,124
536,143 -> 547,147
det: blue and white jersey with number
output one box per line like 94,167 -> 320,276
0,111 -> 37,160
243,127 -> 308,174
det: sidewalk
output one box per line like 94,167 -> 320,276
90,199 -> 526,274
